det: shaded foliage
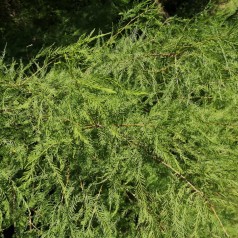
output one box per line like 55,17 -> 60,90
0,0 -> 219,62
159,0 -> 210,16
0,0 -> 134,62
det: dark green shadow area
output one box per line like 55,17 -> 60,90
0,0 -> 133,63
167,0 -> 210,17
0,0 -> 217,63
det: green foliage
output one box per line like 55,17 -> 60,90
215,0 -> 238,18
1,3 -> 238,237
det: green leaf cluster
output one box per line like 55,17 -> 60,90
1,4 -> 238,237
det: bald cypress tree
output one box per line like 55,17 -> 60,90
0,2 -> 238,237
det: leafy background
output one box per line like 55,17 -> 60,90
1,0 -> 238,237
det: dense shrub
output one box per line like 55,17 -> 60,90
0,3 -> 238,237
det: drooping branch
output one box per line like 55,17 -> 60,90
153,155 -> 230,237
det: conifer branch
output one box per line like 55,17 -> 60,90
1,3 -> 237,236
87,186 -> 103,230
153,156 -> 230,237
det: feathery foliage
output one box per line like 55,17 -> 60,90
1,3 -> 238,237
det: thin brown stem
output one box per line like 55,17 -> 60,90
153,156 -> 230,237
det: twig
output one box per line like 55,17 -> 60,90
144,52 -> 177,57
153,156 -> 230,237
83,122 -> 149,130
160,159 -> 202,195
